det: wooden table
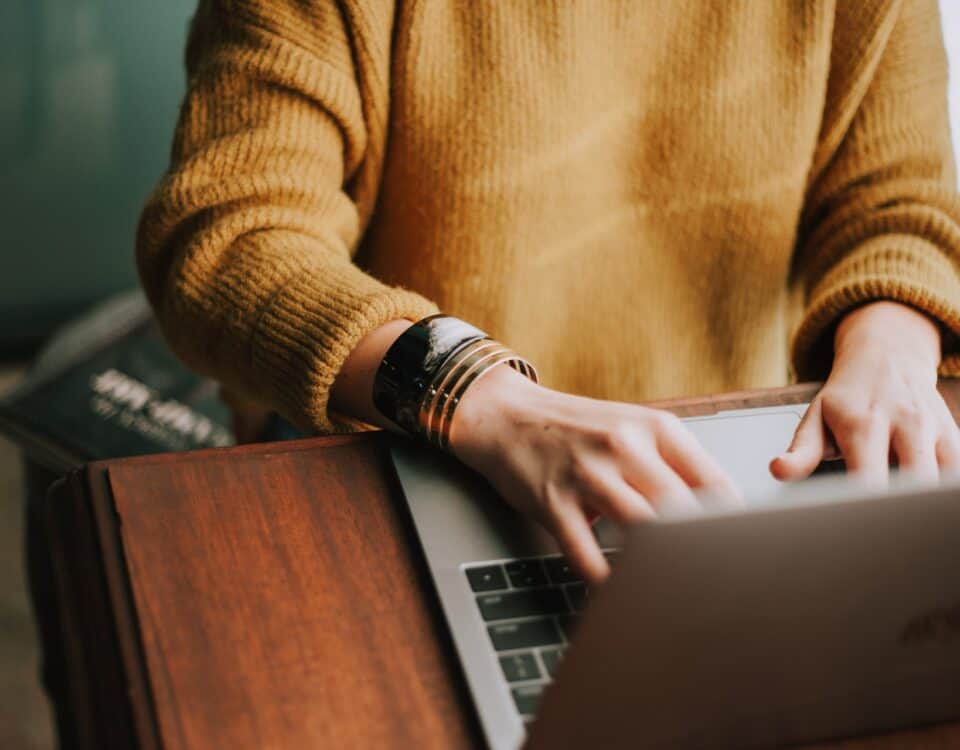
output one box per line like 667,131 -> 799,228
42,383 -> 960,749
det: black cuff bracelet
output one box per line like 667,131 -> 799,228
372,314 -> 488,434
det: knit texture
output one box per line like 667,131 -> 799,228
137,0 -> 960,434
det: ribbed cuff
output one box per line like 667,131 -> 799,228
792,234 -> 960,380
250,257 -> 439,434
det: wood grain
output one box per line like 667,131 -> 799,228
47,381 -> 960,749
103,437 -> 481,750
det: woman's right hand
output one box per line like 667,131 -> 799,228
329,319 -> 742,585
450,365 -> 742,584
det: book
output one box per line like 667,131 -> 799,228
0,290 -> 235,473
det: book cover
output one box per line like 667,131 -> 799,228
0,291 -> 235,472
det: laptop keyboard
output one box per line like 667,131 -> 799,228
464,551 -> 618,721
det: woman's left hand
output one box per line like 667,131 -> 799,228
771,300 -> 960,484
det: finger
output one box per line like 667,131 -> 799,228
891,419 -> 939,481
569,460 -> 655,525
578,467 -> 656,525
546,504 -> 610,585
656,422 -> 743,508
770,399 -> 826,481
936,421 -> 960,474
831,411 -> 890,486
621,457 -> 700,516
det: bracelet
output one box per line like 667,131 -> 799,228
372,314 -> 487,434
372,314 -> 538,447
420,339 -> 534,449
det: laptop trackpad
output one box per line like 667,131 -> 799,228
684,409 -> 803,503
594,407 -> 805,548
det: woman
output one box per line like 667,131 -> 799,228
138,0 -> 960,583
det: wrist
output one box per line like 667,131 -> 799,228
448,363 -> 543,463
330,319 -> 414,429
368,313 -> 539,448
834,301 -> 941,370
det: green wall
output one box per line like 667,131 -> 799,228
0,0 -> 197,350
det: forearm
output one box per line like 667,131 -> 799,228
137,3 -> 438,434
790,0 -> 960,379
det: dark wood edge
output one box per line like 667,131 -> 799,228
44,474 -> 101,750
43,468 -> 162,749
92,467 -> 163,749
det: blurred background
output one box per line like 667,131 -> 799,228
0,0 -> 196,355
0,2 -> 957,748
0,2 -> 196,748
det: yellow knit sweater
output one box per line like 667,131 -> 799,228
137,0 -> 960,434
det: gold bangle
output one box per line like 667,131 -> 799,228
419,339 -> 506,443
430,346 -> 515,448
437,352 -> 526,450
417,340 -> 538,449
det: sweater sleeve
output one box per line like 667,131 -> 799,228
790,0 -> 960,380
135,0 -> 437,435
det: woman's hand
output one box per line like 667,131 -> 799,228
772,301 -> 960,484
330,318 -> 738,585
450,367 -> 741,584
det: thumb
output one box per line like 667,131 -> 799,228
770,399 -> 825,481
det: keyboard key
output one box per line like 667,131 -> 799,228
512,684 -> 545,716
500,652 -> 541,682
565,583 -> 589,612
477,588 -> 568,621
504,559 -> 547,588
489,619 -> 562,651
543,556 -> 580,584
539,648 -> 565,678
557,614 -> 579,641
466,565 -> 508,592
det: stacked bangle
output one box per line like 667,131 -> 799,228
372,314 -> 538,449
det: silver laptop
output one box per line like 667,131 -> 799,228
388,405 -> 960,748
